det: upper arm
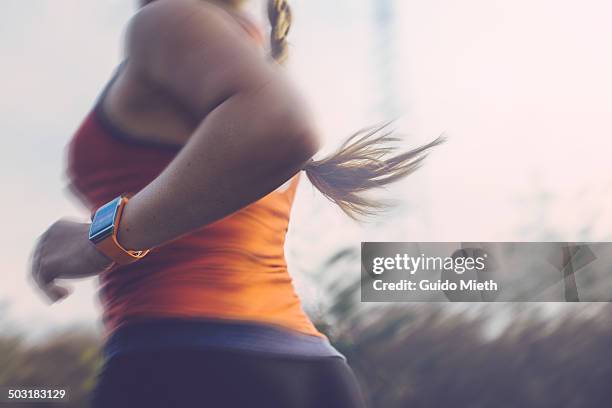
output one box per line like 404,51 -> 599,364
124,0 -> 319,158
125,0 -> 299,117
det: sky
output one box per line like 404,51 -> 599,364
1,0 -> 611,337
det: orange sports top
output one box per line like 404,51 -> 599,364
66,14 -> 323,340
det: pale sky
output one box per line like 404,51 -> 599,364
1,0 -> 611,337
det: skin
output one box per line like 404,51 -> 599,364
30,0 -> 320,302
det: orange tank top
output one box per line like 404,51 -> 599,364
66,15 -> 323,340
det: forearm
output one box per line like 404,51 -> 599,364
116,87 -> 318,251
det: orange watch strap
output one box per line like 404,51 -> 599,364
95,234 -> 149,265
94,196 -> 150,265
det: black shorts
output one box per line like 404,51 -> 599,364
91,349 -> 367,408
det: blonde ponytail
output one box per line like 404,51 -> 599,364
266,1 -> 445,219
304,124 -> 445,219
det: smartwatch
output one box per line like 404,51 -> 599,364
88,195 -> 150,265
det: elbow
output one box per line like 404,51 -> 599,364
291,123 -> 321,163
286,122 -> 321,166
266,109 -> 321,165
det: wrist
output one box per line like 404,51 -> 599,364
89,195 -> 151,265
116,197 -> 145,251
86,228 -> 114,270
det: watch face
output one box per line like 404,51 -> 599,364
89,196 -> 122,243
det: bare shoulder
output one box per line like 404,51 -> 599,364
125,0 -> 264,77
127,0 -> 224,43
123,0 -> 273,115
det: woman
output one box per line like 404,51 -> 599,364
30,0 -> 442,406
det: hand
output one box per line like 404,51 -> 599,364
30,218 -> 112,303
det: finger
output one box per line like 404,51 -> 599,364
30,232 -> 51,290
29,243 -> 43,283
41,282 -> 72,303
31,259 -> 50,297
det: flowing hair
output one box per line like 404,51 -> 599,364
268,0 -> 445,219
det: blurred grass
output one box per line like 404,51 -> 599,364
328,303 -> 612,408
3,245 -> 612,408
2,304 -> 612,407
0,329 -> 101,408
